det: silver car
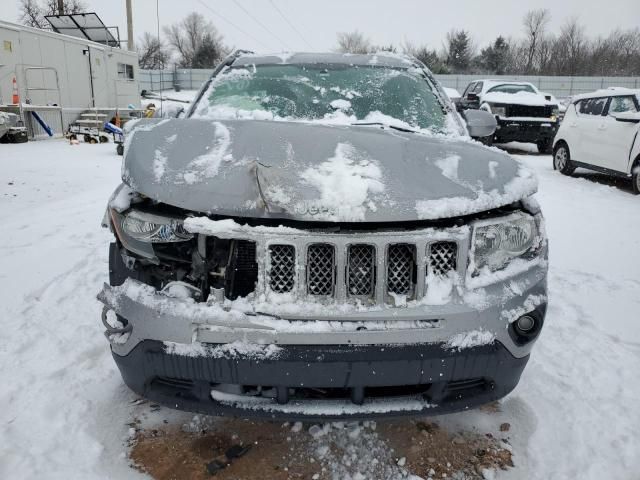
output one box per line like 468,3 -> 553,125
99,52 -> 548,420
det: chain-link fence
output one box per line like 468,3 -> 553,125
140,68 -> 640,99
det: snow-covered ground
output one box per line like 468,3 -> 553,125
1,138 -> 639,479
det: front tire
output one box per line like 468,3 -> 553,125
553,142 -> 575,175
632,160 -> 640,195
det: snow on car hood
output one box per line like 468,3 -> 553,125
482,91 -> 558,107
122,118 -> 537,222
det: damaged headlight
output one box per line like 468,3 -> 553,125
110,208 -> 193,262
471,212 -> 542,274
121,210 -> 192,243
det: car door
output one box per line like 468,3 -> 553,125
597,95 -> 640,173
576,96 -> 610,168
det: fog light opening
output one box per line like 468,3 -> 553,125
515,315 -> 536,334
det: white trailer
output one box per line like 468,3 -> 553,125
0,19 -> 141,138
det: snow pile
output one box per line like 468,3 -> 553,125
152,133 -> 176,182
482,91 -> 556,107
304,422 -> 421,480
300,142 -> 385,221
330,99 -> 352,111
209,391 -> 434,415
415,163 -> 538,220
182,122 -> 232,183
184,217 -> 303,236
164,340 -> 283,359
434,154 -> 461,182
445,329 -> 496,351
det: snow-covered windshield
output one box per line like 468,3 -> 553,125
487,84 -> 537,94
192,64 -> 447,131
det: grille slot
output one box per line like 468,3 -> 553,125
307,244 -> 336,296
429,242 -> 458,276
268,244 -> 296,293
347,244 -> 376,297
387,244 -> 416,295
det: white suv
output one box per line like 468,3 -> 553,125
553,88 -> 640,194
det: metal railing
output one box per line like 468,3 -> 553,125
139,68 -> 640,98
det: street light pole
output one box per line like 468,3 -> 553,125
126,0 -> 134,51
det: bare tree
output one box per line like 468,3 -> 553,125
42,0 -> 86,15
335,31 -> 371,54
164,12 -> 226,68
523,9 -> 551,73
553,18 -> 587,75
137,32 -> 171,70
18,0 -> 86,29
19,0 -> 44,28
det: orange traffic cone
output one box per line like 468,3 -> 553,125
12,77 -> 19,104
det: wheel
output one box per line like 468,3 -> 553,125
553,142 -> 575,175
68,134 -> 77,141
83,134 -> 91,143
116,144 -> 124,156
99,135 -> 109,143
89,137 -> 98,144
632,160 -> 640,195
537,138 -> 553,154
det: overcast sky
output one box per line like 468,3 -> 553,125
5,0 -> 640,52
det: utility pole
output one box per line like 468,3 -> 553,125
126,0 -> 134,51
57,0 -> 64,14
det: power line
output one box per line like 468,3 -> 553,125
230,0 -> 289,50
196,0 -> 273,49
268,0 -> 314,51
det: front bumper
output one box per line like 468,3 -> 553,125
112,340 -> 529,420
495,118 -> 558,143
99,257 -> 547,418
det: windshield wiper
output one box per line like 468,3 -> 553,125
350,122 -> 417,134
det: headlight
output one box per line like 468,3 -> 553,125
121,210 -> 193,243
551,106 -> 559,121
487,103 -> 506,117
471,212 -> 541,273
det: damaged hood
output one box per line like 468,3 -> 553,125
122,118 -> 537,222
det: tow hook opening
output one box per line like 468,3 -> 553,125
101,306 -> 132,344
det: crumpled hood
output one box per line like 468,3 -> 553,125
122,118 -> 537,222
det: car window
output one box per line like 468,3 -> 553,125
577,97 -> 609,116
608,96 -> 638,114
194,64 -> 447,131
472,82 -> 483,94
462,82 -> 476,97
487,84 -> 536,94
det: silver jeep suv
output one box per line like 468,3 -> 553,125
99,51 -> 548,420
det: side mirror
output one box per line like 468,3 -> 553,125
175,107 -> 185,119
462,109 -> 497,138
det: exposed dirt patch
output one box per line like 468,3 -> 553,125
129,416 -> 513,480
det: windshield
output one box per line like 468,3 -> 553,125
487,84 -> 537,94
192,64 -> 447,131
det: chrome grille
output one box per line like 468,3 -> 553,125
307,244 -> 335,295
429,242 -> 458,276
347,244 -> 376,296
387,244 -> 415,295
268,244 -> 295,293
